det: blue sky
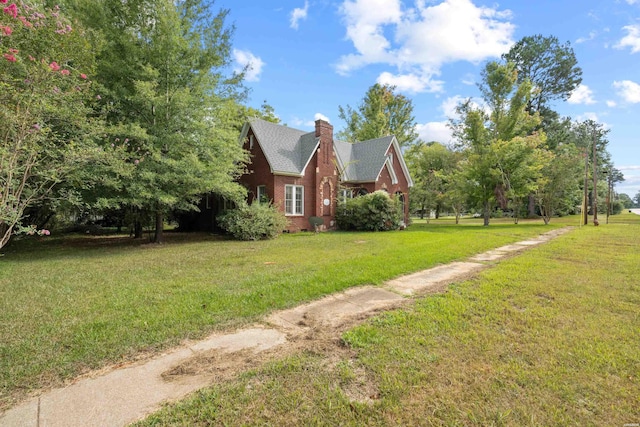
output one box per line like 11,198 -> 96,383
217,0 -> 640,198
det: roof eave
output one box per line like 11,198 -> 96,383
299,139 -> 320,176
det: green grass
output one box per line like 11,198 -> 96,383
135,212 -> 640,426
0,217 -> 565,409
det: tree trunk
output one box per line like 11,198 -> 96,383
527,194 -> 536,217
483,201 -> 490,226
153,210 -> 164,243
134,221 -> 143,239
420,203 -> 425,219
435,204 -> 440,219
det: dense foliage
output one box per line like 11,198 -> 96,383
217,202 -> 288,241
337,83 -> 418,147
336,191 -> 402,231
0,1 -> 107,248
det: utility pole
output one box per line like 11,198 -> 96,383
582,148 -> 589,226
592,131 -> 598,225
606,171 -> 612,224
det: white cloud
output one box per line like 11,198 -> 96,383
625,0 -> 638,5
416,121 -> 453,144
233,49 -> 265,82
615,24 -> 640,53
291,113 -> 331,128
314,112 -> 331,123
290,1 -> 309,30
376,71 -> 444,93
613,80 -> 640,103
606,100 -> 617,107
441,95 -> 467,118
576,31 -> 597,44
336,0 -> 515,93
619,165 -> 640,171
575,112 -> 610,129
439,95 -> 486,119
568,84 -> 596,105
336,0 -> 402,75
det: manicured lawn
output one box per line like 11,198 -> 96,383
136,213 -> 640,426
0,217 -> 564,410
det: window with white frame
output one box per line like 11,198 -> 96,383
339,189 -> 353,203
249,135 -> 255,149
285,185 -> 304,215
256,185 -> 267,204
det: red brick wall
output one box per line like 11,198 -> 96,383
239,122 -> 339,232
314,120 -> 338,230
375,143 -> 410,223
239,129 -> 275,203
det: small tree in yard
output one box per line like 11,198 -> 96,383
336,191 -> 402,231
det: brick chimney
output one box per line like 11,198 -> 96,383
314,119 -> 337,225
315,119 -> 333,141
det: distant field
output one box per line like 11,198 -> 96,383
137,212 -> 640,426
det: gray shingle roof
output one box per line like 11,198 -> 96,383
249,118 -> 318,175
334,136 -> 394,183
247,118 -> 411,186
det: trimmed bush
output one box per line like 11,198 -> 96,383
336,190 -> 402,231
217,203 -> 289,241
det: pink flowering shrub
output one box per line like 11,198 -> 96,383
0,2 -> 96,249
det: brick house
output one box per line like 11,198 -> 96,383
237,118 -> 413,232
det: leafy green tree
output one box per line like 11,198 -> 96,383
444,165 -> 469,224
571,119 -> 611,223
633,191 -> 640,208
0,2 -> 102,249
617,193 -> 633,209
451,62 -> 547,226
69,0 -> 249,243
405,142 -> 456,220
536,144 -> 582,224
502,34 -> 582,115
337,83 -> 418,147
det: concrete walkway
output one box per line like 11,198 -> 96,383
0,228 -> 571,427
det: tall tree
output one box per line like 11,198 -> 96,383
68,0 -> 248,243
451,62 -> 547,226
337,83 -> 418,147
502,34 -> 582,115
571,120 -> 610,224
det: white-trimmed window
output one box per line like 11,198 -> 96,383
256,185 -> 267,204
249,135 -> 255,149
285,185 -> 304,215
339,189 -> 353,203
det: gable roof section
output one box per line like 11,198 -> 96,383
243,118 -> 319,176
334,136 -> 390,183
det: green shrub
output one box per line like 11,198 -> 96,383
217,203 -> 289,240
336,190 -> 402,231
